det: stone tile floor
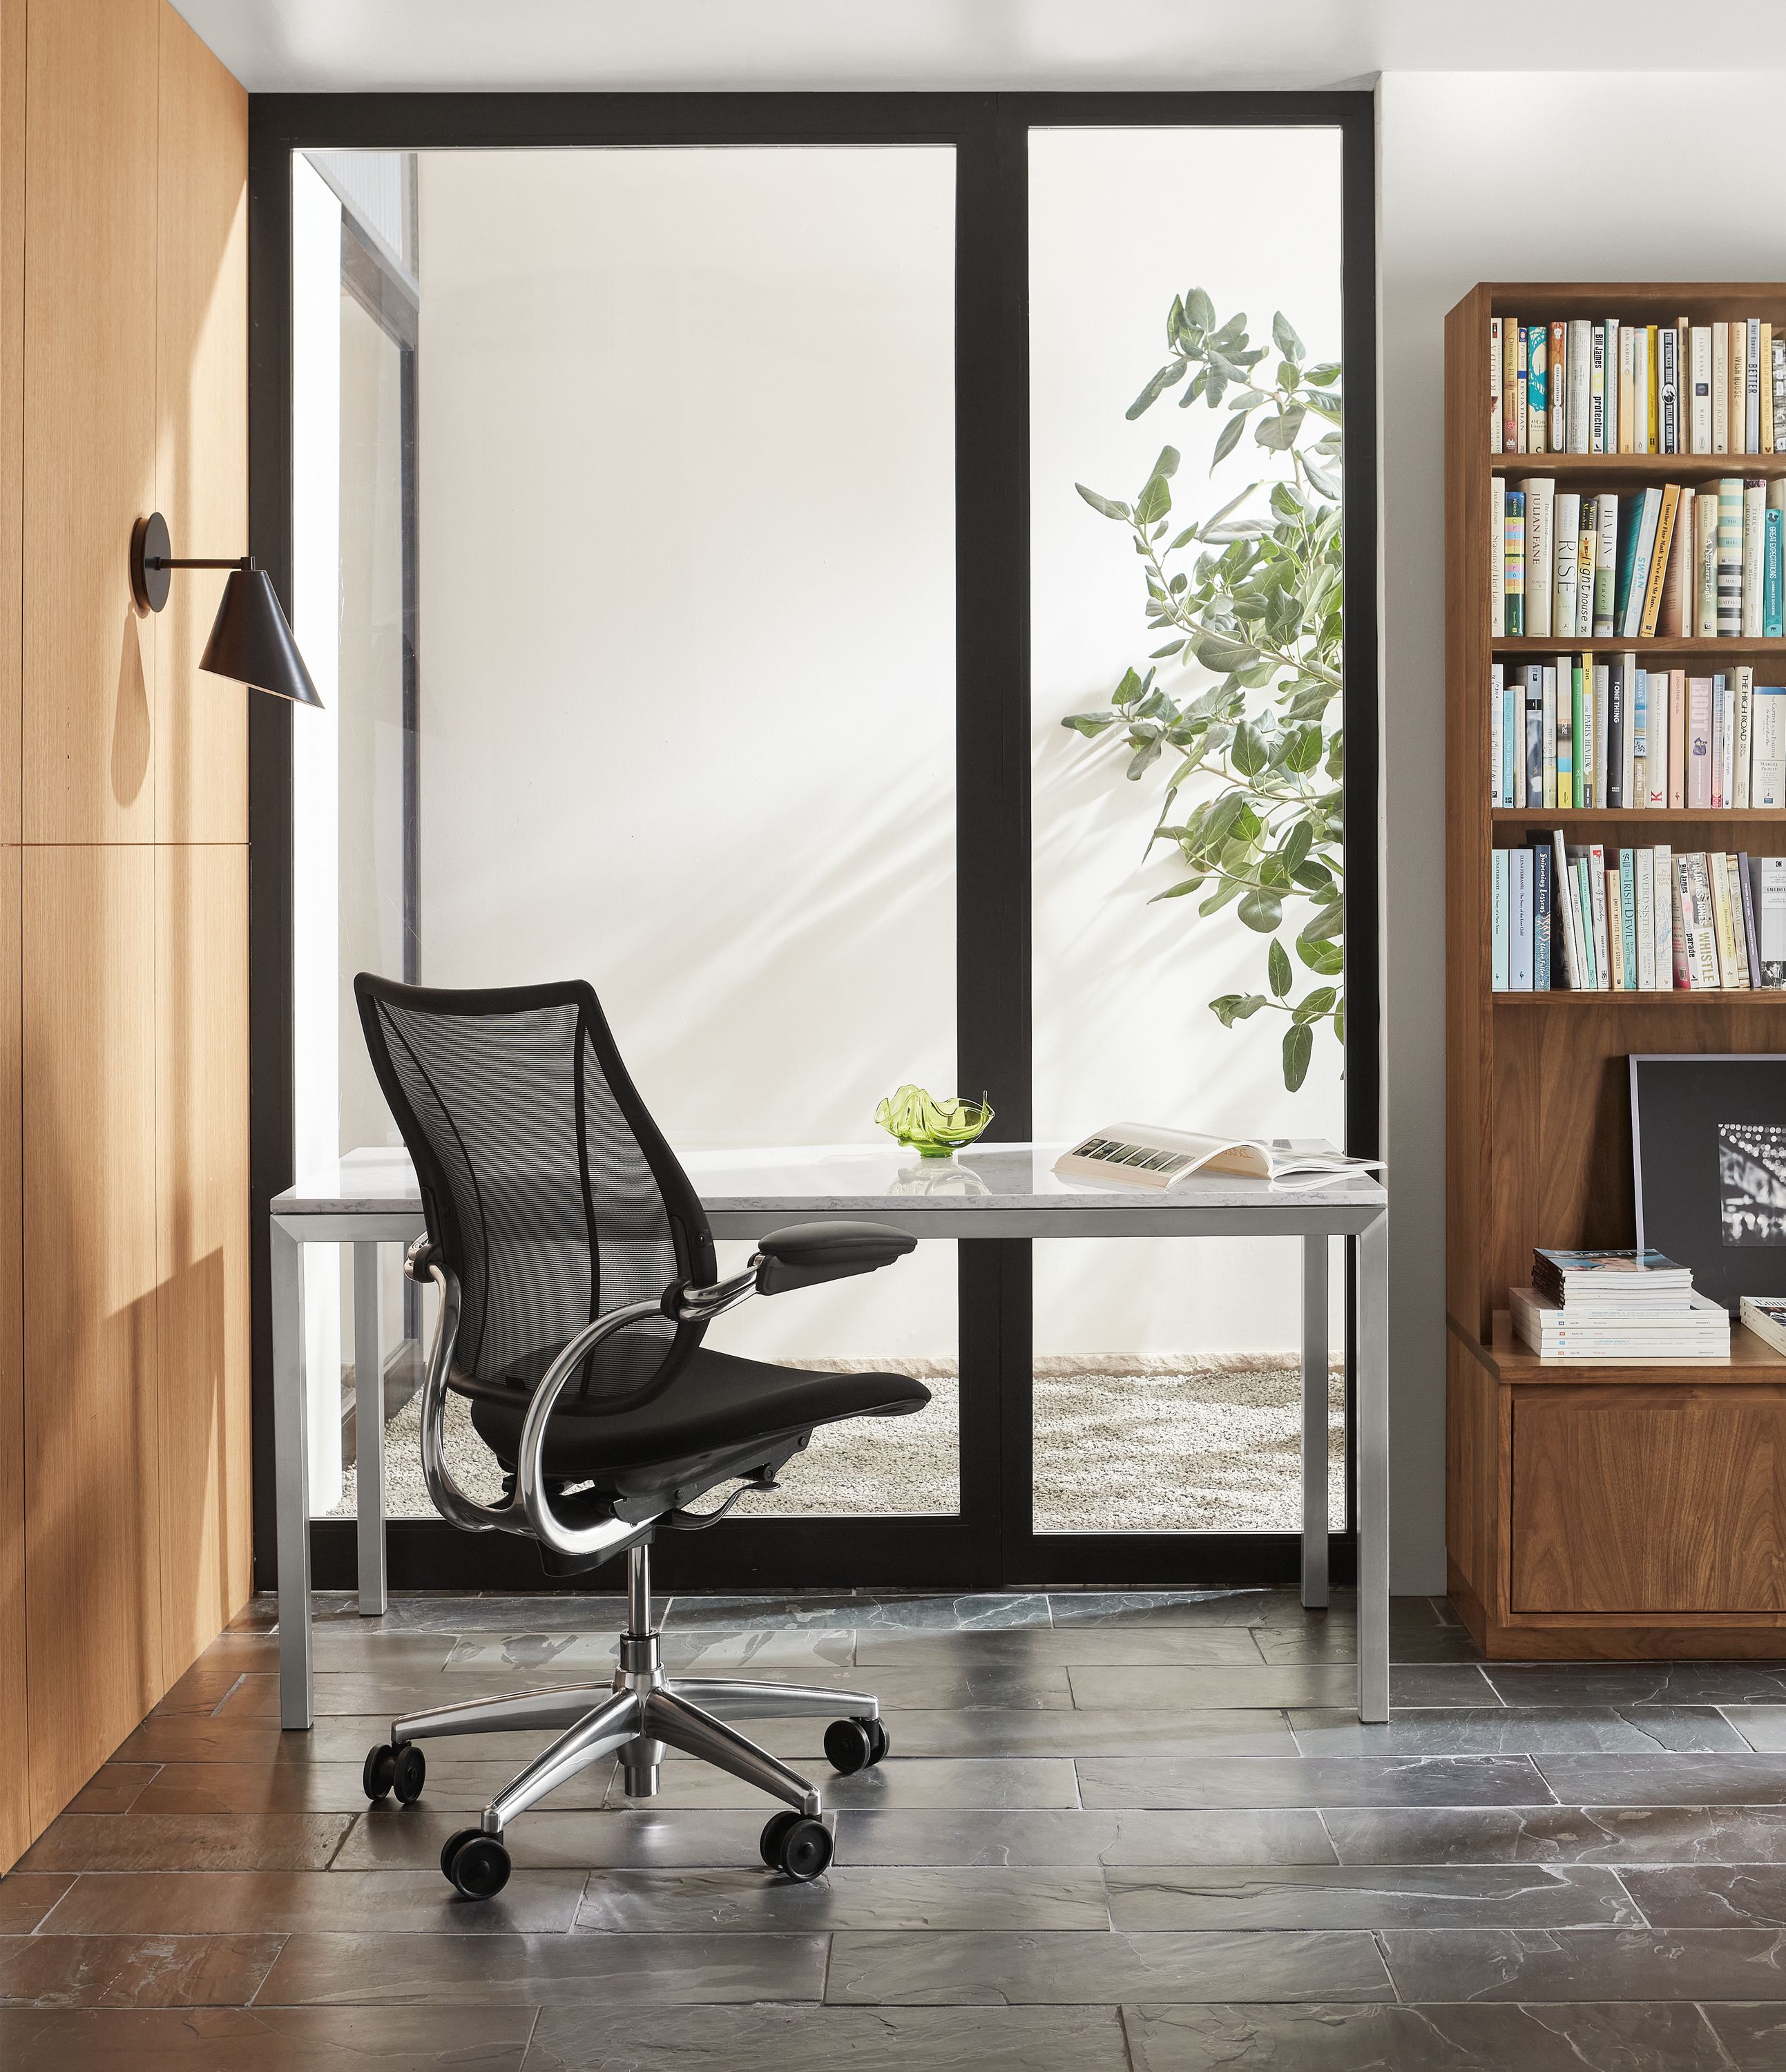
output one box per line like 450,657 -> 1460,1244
5,1587 -> 1786,2065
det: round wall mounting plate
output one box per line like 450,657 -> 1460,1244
130,510 -> 171,613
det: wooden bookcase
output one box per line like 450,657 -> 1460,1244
1446,282 -> 1786,1659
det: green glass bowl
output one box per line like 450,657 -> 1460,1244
874,1084 -> 995,1158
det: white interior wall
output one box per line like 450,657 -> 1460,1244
1376,68 -> 1786,1589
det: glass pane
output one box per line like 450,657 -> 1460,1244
1028,126 -> 1347,1533
294,145 -> 959,1519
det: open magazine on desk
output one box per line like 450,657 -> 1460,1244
1055,1124 -> 1384,1193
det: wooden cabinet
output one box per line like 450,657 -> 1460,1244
1446,282 -> 1786,1657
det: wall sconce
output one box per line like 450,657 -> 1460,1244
129,510 -> 323,709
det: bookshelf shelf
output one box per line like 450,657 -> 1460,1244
1492,637 -> 1786,657
1446,282 -> 1786,1663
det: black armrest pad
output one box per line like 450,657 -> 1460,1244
755,1220 -> 916,1296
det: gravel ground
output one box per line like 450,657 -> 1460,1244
327,1359 -> 1345,1533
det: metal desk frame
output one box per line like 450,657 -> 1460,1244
271,1151 -> 1390,1725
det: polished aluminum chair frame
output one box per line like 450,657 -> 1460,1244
387,1237 -> 878,1841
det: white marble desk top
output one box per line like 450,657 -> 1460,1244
273,1140 -> 1385,1222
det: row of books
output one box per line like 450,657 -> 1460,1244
1492,478 -> 1785,640
1489,838 -> 1786,991
1489,316 -> 1785,457
1513,1247 -> 1729,1360
1488,658 -> 1786,809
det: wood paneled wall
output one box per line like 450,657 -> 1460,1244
0,0 -> 249,1869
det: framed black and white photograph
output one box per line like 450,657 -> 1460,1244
1631,1054 -> 1786,1313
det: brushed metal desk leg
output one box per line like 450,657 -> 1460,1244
1300,1232 -> 1329,1610
273,1218 -> 314,1731
1356,1209 -> 1391,1724
354,1241 -> 387,1617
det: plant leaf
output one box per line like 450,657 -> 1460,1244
1126,360 -> 1189,420
1236,885 -> 1283,934
1267,939 -> 1292,997
1075,484 -> 1131,520
1210,411 -> 1247,468
1282,1021 -> 1313,1091
1271,311 -> 1305,361
1209,991 -> 1267,1027
1134,472 -> 1173,525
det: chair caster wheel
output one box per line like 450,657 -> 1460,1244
760,1810 -> 832,1881
441,1826 -> 511,1898
823,1716 -> 890,1774
365,1740 -> 426,1805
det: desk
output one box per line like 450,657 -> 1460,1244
271,1143 -> 1390,1725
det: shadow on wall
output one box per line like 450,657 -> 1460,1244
112,612 -> 151,809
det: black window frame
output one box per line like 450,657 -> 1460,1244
247,90 -> 1378,1596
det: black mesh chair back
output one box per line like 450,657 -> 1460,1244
354,976 -> 716,1400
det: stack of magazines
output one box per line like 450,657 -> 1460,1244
1511,1248 -> 1731,1360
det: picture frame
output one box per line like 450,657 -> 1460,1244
1631,1053 -> 1786,1314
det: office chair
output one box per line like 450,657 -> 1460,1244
352,975 -> 928,1897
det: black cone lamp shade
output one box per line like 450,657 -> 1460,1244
130,510 -> 323,708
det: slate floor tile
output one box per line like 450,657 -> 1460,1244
16,1812 -> 354,1873
66,1767 -> 159,1814
835,1807 -> 1336,1867
1122,1999 -> 1731,2071
39,1868 -> 586,1937
1290,1705 -> 1749,1756
444,1629 -> 856,1673
0,1878 -> 73,1934
1102,1862 -> 1640,1930
1489,1663 -> 1786,1707
1381,1927 -> 1786,2002
254,1928 -> 827,2006
1067,1663 -> 1361,1710
1323,1803 -> 1786,1865
1254,1622 -> 1490,1666
824,1927 -> 1392,2004
334,1807 -> 783,1871
520,2002 -> 1131,2071
852,1626 -> 1267,1669
1075,1754 -> 1552,1810
1535,1754 -> 1786,1804
664,1593 -> 1050,1632
133,1760 -> 612,1816
574,1864 -> 1112,1932
1624,1863 -> 1786,1928
864,1706 -> 1297,1759
0,1934 -> 283,2011
1701,2002 -> 1786,2069
611,1756 -> 1079,1810
0,2004 -> 535,2069
1722,1707 -> 1786,1753
310,1591 -> 626,1631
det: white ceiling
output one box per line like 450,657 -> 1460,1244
170,0 -> 1786,94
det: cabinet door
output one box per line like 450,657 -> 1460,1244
1513,1387 -> 1786,1613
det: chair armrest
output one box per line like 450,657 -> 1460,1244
754,1220 -> 916,1296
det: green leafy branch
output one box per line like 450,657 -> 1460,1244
1060,288 -> 1345,1092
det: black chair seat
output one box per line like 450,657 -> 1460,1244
463,1339 -> 930,1477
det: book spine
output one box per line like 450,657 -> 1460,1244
1749,317 -> 1764,451
1588,845 -> 1610,990
1718,477 -> 1745,635
1659,484 -> 1691,637
1726,854 -> 1754,988
1769,507 -> 1785,639
1712,673 -> 1728,809
1578,853 -> 1600,989
1606,658 -> 1625,809
1505,672 -> 1520,808
1635,846 -> 1655,989
1603,318 -> 1620,458
1593,492 -> 1617,635
1553,830 -> 1581,987
1776,338 -> 1786,455
1694,490 -> 1720,637
1658,322 -> 1679,455
1523,478 -> 1554,639
1740,850 -> 1763,989
1551,320 -> 1568,452
1745,478 -> 1767,637
1713,320 -> 1730,452
1579,499 -> 1597,645
1491,475 -> 1507,637
1600,659 -> 1616,804
1622,488 -> 1661,637
1671,854 -> 1693,988
1638,484 -> 1679,637
1526,667 -> 1544,807
1759,855 -> 1786,986
1631,665 -> 1649,809
1492,849 -> 1508,990
1691,853 -> 1722,987
1490,662 -> 1504,807
1736,664 -> 1754,810
1765,323 -> 1776,452
1553,490 -> 1581,638
1528,324 -> 1548,453
1646,325 -> 1660,452
1504,490 -> 1526,636
1687,675 -> 1713,808
1542,665 -> 1557,809
1691,324 -> 1713,453
1511,847 -> 1533,990
1752,683 -> 1786,808
1607,857 -> 1626,988
1590,320 -> 1607,453
1656,845 -> 1676,987
1489,317 -> 1503,453
1707,852 -> 1738,986
1516,325 -> 1529,452
1531,840 -> 1552,990
1558,660 -> 1577,809
1734,320 -> 1749,454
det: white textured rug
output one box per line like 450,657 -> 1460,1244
328,1359 -> 1345,1533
